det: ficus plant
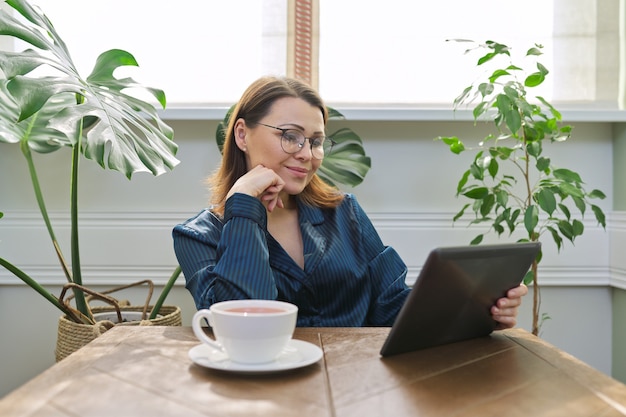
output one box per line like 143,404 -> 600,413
0,0 -> 179,323
437,40 -> 607,335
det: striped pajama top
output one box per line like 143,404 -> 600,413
172,192 -> 410,327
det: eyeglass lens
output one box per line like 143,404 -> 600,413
281,130 -> 332,159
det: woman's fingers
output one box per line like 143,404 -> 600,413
260,183 -> 284,212
491,284 -> 528,330
228,165 -> 285,211
263,192 -> 283,212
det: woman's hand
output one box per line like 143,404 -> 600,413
491,283 -> 528,330
227,165 -> 285,212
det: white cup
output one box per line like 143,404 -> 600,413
192,299 -> 298,364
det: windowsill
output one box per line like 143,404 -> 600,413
159,102 -> 626,122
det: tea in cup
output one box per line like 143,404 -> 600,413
191,299 -> 298,364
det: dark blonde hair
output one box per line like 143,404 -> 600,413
208,76 -> 344,216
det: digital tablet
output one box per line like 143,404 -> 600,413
380,242 -> 541,357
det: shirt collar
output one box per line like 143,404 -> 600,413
297,198 -> 325,225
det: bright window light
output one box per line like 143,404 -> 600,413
6,0 -> 618,107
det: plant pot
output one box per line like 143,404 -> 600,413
54,305 -> 182,362
92,310 -> 163,323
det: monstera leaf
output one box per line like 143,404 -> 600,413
0,78 -> 74,152
0,0 -> 180,322
0,0 -> 178,178
215,105 -> 370,188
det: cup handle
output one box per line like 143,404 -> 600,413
192,309 -> 224,351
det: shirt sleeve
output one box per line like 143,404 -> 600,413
172,193 -> 279,309
347,196 -> 410,326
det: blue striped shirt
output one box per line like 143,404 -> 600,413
172,193 -> 410,327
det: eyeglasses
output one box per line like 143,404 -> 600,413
257,122 -> 335,160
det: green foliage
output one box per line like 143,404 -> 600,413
215,105 -> 371,188
436,40 -> 607,334
0,0 -> 179,323
0,0 -> 178,177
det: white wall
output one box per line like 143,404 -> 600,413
0,116 -> 616,398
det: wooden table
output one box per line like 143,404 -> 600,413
2,326 -> 626,417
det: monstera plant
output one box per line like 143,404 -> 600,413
216,105 -> 371,188
438,40 -> 607,335
0,0 -> 179,323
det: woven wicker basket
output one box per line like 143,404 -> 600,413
54,280 -> 182,361
55,305 -> 182,362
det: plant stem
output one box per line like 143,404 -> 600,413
522,123 -> 540,336
531,259 -> 539,335
20,136 -> 73,283
149,266 -> 182,319
69,108 -> 88,318
0,257 -> 91,324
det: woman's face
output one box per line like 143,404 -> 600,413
235,96 -> 325,197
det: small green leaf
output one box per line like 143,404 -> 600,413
473,101 -> 488,120
546,226 -> 563,251
537,96 -> 564,120
488,69 -> 510,83
558,220 -> 574,241
477,52 -> 497,66
553,168 -> 583,184
470,234 -> 484,245
439,136 -> 466,154
493,146 -> 513,160
536,189 -> 557,215
503,85 -> 519,100
522,270 -> 534,286
463,187 -> 489,199
559,182 -> 585,198
572,196 -> 586,215
453,204 -> 470,222
439,136 -> 457,145
527,141 -> 542,157
506,215 -> 518,233
525,72 -> 545,87
591,204 -> 606,228
487,158 -> 498,178
495,190 -> 509,208
536,156 -> 550,172
572,219 -> 584,237
480,194 -> 496,216
456,170 -> 470,195
524,205 -> 539,235
453,86 -> 473,107
558,203 -> 571,221
477,83 -> 494,97
537,62 -> 549,76
469,162 -> 484,181
589,189 -> 606,199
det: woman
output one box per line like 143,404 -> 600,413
173,76 -> 527,328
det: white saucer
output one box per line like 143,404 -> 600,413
188,339 -> 323,374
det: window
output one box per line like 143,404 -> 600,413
318,0 -> 554,104
3,0 -> 620,107
24,0 -> 286,105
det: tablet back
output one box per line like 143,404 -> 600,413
380,242 -> 541,357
